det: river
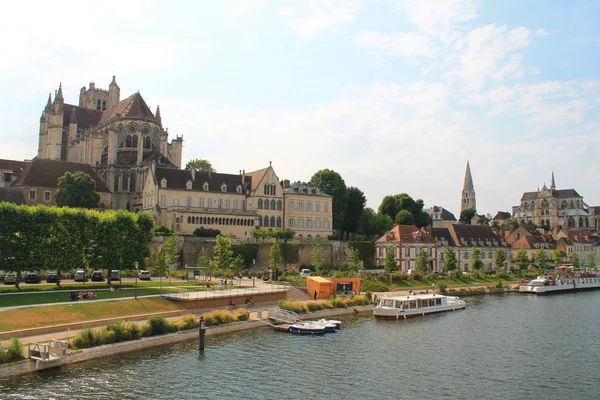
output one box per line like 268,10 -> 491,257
1,292 -> 599,399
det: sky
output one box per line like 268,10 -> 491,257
1,0 -> 599,217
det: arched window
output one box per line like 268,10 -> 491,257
579,217 -> 583,227
126,135 -> 132,147
264,185 -> 268,195
524,203 -> 529,211
561,200 -> 567,209
570,200 -> 575,209
270,216 -> 275,227
271,184 -> 276,195
576,200 -> 580,208
114,173 -> 120,192
144,136 -> 151,149
307,235 -> 312,240
258,199 -> 263,209
264,200 -> 270,210
542,199 -> 549,208
277,200 -> 282,210
203,182 -> 209,191
263,216 -> 269,227
271,200 -> 276,210
277,217 -> 282,227
585,218 -> 589,227
546,209 -> 549,216
121,174 -> 129,191
187,216 -> 192,224
546,219 -> 550,227
258,217 -> 262,227
568,217 -> 575,227
130,172 -> 136,192
131,135 -> 138,148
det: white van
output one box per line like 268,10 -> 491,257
74,269 -> 88,282
300,269 -> 312,277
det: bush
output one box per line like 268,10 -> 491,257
70,328 -> 96,349
202,309 -> 247,326
193,226 -> 221,237
364,291 -> 372,303
154,225 -> 173,235
145,316 -> 176,336
360,278 -> 389,292
437,281 -> 448,293
0,338 -> 24,364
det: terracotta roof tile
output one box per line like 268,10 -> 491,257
376,224 -> 434,243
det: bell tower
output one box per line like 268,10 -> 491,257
461,161 -> 476,213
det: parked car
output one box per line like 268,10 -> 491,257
46,271 -> 58,283
91,270 -> 104,282
300,269 -> 312,277
138,270 -> 151,281
3,271 -> 18,285
74,269 -> 88,282
24,271 -> 41,284
110,270 -> 121,281
337,290 -> 355,298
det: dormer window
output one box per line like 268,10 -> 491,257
236,185 -> 242,194
186,180 -> 193,190
203,182 -> 209,191
221,183 -> 227,192
160,178 -> 167,188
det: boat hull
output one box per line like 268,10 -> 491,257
519,277 -> 600,295
373,304 -> 466,319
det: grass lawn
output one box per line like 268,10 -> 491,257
0,298 -> 183,332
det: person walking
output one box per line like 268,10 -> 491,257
313,289 -> 318,301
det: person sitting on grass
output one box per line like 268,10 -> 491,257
228,299 -> 237,309
245,297 -> 255,307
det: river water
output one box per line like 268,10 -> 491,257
1,292 -> 600,399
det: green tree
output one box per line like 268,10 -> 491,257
311,169 -> 348,231
154,252 -> 168,295
416,249 -> 430,273
383,247 -> 397,273
535,249 -> 548,269
459,208 -> 476,224
571,253 -> 580,268
185,158 -> 215,172
378,196 -> 400,221
494,249 -> 507,271
443,247 -> 457,271
349,247 -> 362,274
359,209 -> 394,238
395,209 -> 415,225
506,218 -> 520,232
210,235 -> 234,274
342,187 -> 366,240
273,229 -> 295,243
415,211 -> 432,228
162,234 -> 178,283
552,249 -> 563,267
516,249 -> 530,271
477,214 -> 492,226
196,249 -> 211,280
269,243 -> 282,269
312,244 -> 324,270
54,171 -> 100,209
470,248 -> 483,270
586,253 -> 596,269
252,230 -> 270,242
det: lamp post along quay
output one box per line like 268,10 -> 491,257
198,316 -> 206,351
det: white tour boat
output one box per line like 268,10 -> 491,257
518,275 -> 600,295
373,293 -> 466,319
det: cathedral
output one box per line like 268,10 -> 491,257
37,76 -> 183,209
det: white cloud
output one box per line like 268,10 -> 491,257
399,0 -> 478,36
355,31 -> 435,57
444,24 -> 533,91
279,0 -> 361,41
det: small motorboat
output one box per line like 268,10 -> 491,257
289,322 -> 326,335
314,319 -> 342,331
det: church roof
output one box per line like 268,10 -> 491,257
521,188 -> 582,201
142,150 -> 177,168
14,159 -> 109,192
245,167 -> 269,192
99,93 -> 155,125
155,167 -> 251,193
493,211 -> 511,220
63,104 -> 103,128
463,161 -> 474,191
0,187 -> 25,205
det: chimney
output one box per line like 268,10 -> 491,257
283,179 -> 290,189
190,168 -> 195,181
242,169 -> 246,183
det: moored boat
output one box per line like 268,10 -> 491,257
373,293 -> 466,319
314,319 -> 342,330
518,275 -> 600,295
289,322 -> 326,334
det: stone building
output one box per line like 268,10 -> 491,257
426,205 -> 457,228
37,77 -> 183,209
283,181 -> 333,239
375,225 -> 438,272
511,172 -> 599,231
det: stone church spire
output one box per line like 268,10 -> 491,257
155,105 -> 162,125
461,161 -> 476,213
551,171 -> 556,190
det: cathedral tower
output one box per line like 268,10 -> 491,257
461,161 -> 476,212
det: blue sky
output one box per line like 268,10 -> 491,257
1,0 -> 599,217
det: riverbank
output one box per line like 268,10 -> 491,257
0,304 -> 373,378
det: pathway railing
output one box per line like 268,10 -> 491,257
28,340 -> 67,362
268,308 -> 298,324
163,281 -> 291,301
